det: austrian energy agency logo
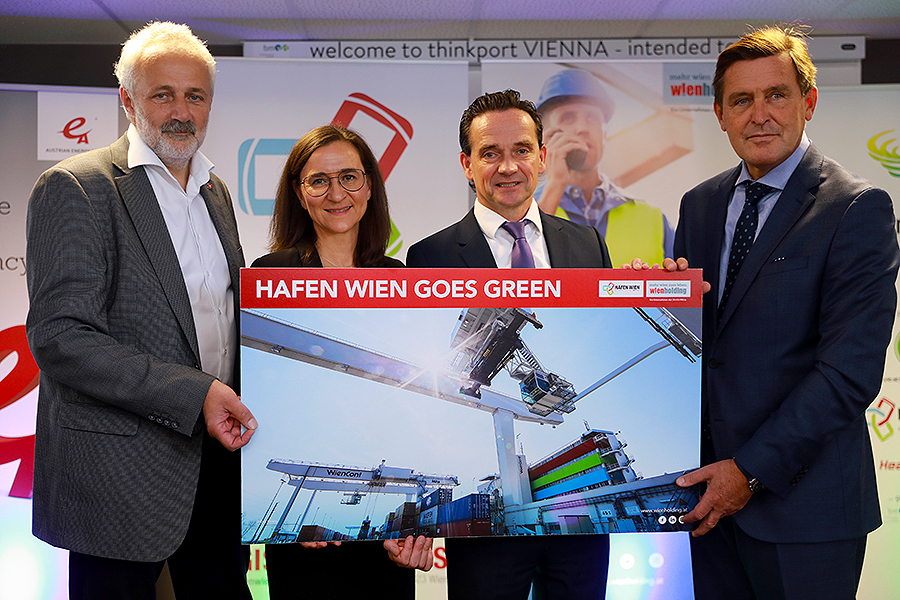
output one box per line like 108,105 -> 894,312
59,117 -> 92,144
37,90 -> 118,160
867,130 -> 900,178
867,397 -> 895,442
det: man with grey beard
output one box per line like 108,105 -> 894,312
26,21 -> 256,599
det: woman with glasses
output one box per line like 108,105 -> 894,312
252,125 -> 403,269
252,125 -> 411,597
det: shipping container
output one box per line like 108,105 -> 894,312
438,493 -> 491,523
297,525 -> 326,542
394,501 -> 418,517
439,518 -> 492,537
420,488 -> 453,510
419,506 -> 439,527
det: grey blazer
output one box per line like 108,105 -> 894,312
26,134 -> 244,561
675,143 -> 899,543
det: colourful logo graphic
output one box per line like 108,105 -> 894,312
236,93 -> 411,255
237,137 -> 295,216
867,397 -> 895,442
598,280 -> 644,298
895,330 -> 900,364
867,130 -> 900,178
59,116 -> 91,144
387,220 -> 403,256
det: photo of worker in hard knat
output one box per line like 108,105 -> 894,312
535,69 -> 674,267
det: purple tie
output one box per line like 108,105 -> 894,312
501,220 -> 536,269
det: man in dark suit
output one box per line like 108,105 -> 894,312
405,90 -> 611,270
388,90 -> 611,599
671,26 -> 899,600
26,22 -> 256,599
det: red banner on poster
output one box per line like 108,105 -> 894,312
241,268 -> 702,309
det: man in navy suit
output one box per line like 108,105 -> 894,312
386,90 -> 611,599
671,26 -> 899,600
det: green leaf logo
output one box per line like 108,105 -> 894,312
868,130 -> 900,178
387,218 -> 403,257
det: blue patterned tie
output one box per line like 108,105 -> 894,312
501,220 -> 536,269
717,181 -> 775,320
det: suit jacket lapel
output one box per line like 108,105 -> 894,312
201,182 -> 243,295
541,210 -> 573,267
705,168 -> 738,311
201,179 -> 244,387
456,209 -> 498,268
717,147 -> 821,330
112,135 -> 202,364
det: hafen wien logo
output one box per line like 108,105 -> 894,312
59,117 -> 91,144
867,397 -> 895,441
867,130 -> 900,178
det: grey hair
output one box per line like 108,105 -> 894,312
114,21 -> 216,97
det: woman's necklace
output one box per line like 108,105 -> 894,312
317,249 -> 354,268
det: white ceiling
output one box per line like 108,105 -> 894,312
1,0 -> 899,45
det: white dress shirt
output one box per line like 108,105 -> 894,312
126,125 -> 235,386
473,199 -> 551,268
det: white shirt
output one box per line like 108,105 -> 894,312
473,199 -> 551,268
126,125 -> 235,385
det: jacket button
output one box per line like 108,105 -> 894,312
171,421 -> 179,429
708,359 -> 719,369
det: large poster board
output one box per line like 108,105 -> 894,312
239,268 -> 701,544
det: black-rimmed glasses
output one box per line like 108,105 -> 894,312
299,169 -> 367,197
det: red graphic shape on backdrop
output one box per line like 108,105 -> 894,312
0,435 -> 35,499
0,325 -> 40,499
331,93 -> 413,180
59,116 -> 91,144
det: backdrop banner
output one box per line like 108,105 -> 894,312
202,57 -> 471,267
0,59 -> 898,598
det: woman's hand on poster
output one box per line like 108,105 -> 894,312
383,535 -> 434,571
299,541 -> 342,548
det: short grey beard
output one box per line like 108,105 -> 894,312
134,109 -> 205,172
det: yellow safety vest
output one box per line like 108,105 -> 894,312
556,201 -> 665,267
